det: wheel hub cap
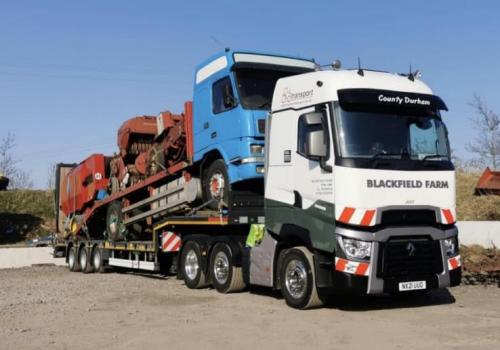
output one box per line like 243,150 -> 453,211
209,173 -> 224,199
213,251 -> 229,284
285,259 -> 307,299
185,250 -> 199,280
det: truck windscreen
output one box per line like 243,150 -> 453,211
235,67 -> 309,110
334,106 -> 451,162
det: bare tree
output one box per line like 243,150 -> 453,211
0,132 -> 34,189
466,95 -> 500,170
46,163 -> 57,190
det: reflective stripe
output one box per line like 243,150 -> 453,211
335,257 -> 370,276
338,207 -> 376,226
161,232 -> 181,252
447,255 -> 461,270
442,209 -> 455,224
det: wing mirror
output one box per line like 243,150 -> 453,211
301,112 -> 327,158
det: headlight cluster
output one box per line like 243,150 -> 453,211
250,144 -> 264,154
444,237 -> 459,257
341,237 -> 372,260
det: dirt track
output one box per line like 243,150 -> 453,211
1,266 -> 499,350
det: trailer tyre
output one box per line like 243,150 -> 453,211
79,247 -> 94,273
203,159 -> 229,210
181,241 -> 208,289
68,246 -> 81,272
92,246 -> 105,273
210,243 -> 246,293
279,246 -> 323,310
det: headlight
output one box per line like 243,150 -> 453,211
250,144 -> 264,154
341,237 -> 372,260
444,237 -> 458,257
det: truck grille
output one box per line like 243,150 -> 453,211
378,238 -> 443,278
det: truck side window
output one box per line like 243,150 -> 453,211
212,76 -> 236,114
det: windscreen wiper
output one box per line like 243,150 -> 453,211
370,152 -> 404,160
256,100 -> 271,110
422,154 -> 448,161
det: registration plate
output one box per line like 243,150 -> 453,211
398,280 -> 426,291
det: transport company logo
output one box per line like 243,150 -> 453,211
367,179 -> 449,189
281,87 -> 314,106
378,94 -> 431,106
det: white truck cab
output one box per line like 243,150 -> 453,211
250,69 -> 461,309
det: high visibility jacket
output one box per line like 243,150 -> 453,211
245,224 -> 265,247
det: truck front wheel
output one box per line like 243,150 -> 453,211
210,243 -> 246,293
181,241 -> 208,289
279,246 -> 323,309
203,159 -> 229,210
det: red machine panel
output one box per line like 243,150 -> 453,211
60,154 -> 109,216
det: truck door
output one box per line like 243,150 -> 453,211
193,75 -> 240,158
267,104 -> 334,208
209,76 -> 240,152
292,104 -> 334,209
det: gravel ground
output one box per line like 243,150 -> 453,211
1,266 -> 499,350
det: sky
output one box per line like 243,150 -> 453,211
1,0 -> 499,188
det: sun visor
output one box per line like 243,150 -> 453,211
338,89 -> 448,111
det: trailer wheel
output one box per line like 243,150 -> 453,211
181,241 -> 208,289
210,243 -> 246,293
279,246 -> 323,310
68,246 -> 81,272
79,247 -> 94,273
91,246 -> 105,273
203,159 -> 229,210
106,201 -> 126,241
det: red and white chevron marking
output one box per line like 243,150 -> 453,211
335,257 -> 370,276
161,231 -> 181,252
441,208 -> 456,224
447,255 -> 461,270
337,207 -> 457,226
337,207 -> 376,226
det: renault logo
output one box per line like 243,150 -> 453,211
406,242 -> 416,256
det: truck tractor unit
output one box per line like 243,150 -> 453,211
56,50 -> 461,309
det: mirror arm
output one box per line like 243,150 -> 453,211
319,157 -> 332,173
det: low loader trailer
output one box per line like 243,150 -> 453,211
58,51 -> 461,309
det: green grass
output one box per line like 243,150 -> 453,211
456,171 -> 500,221
0,190 -> 55,244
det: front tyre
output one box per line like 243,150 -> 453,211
210,243 -> 246,293
279,246 -> 323,310
203,159 -> 229,210
181,241 -> 209,289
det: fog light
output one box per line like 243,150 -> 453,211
444,237 -> 458,257
256,165 -> 265,174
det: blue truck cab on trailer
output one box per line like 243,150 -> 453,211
191,49 -> 316,218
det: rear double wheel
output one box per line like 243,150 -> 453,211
181,241 -> 209,289
210,243 -> 246,293
279,246 -> 323,309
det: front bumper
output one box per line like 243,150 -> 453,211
326,225 -> 461,295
